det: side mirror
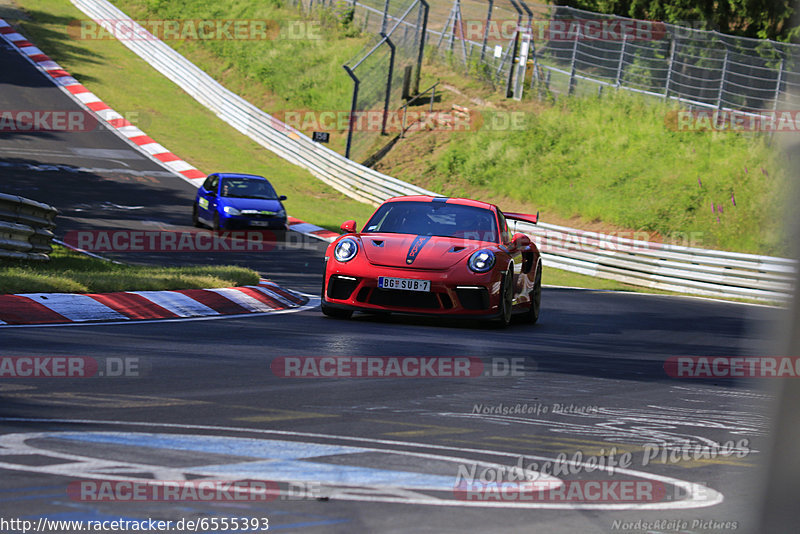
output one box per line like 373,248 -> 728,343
340,220 -> 357,233
279,195 -> 287,201
511,233 -> 531,249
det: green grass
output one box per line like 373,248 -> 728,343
427,91 -> 788,255
16,0 -> 376,231
0,246 -> 260,294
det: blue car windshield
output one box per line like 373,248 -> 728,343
363,201 -> 498,242
220,178 -> 278,200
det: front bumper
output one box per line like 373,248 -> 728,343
220,215 -> 288,230
323,264 -> 502,316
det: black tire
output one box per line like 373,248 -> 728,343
523,261 -> 542,325
494,267 -> 514,328
192,204 -> 201,227
320,281 -> 353,319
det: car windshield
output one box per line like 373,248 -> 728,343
220,177 -> 278,199
362,201 -> 498,242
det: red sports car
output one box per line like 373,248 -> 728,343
321,196 -> 541,326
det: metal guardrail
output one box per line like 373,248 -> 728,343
70,0 -> 797,301
0,193 -> 58,261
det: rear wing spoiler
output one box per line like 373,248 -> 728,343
504,211 -> 539,225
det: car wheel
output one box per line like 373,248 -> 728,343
192,204 -> 201,228
320,283 -> 353,319
524,261 -> 542,324
494,267 -> 514,328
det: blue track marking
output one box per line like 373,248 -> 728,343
199,459 -> 457,488
52,432 -> 365,460
45,431 -> 460,490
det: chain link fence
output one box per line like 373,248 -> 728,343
298,0 -> 427,162
346,0 -> 798,115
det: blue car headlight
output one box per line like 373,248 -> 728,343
334,238 -> 358,262
223,206 -> 241,216
468,249 -> 495,273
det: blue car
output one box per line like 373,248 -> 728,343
193,173 -> 288,234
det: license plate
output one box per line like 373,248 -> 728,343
250,221 -> 271,227
378,277 -> 431,292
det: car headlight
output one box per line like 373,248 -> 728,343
334,238 -> 358,262
223,206 -> 241,216
468,249 -> 495,273
275,209 -> 286,218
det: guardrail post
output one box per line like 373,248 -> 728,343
381,32 -> 396,136
343,65 -> 360,159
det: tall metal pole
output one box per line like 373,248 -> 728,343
505,0 -> 523,97
615,34 -> 627,88
664,38 -> 676,99
480,0 -> 494,63
773,57 -> 785,111
381,33 -> 396,136
414,0 -> 429,95
717,45 -> 729,109
342,65 -> 360,160
568,26 -> 580,95
381,0 -> 390,34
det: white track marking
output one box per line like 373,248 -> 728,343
0,417 -> 723,510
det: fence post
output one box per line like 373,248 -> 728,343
774,57 -> 785,111
381,33 -> 396,136
664,38 -> 676,99
717,45 -> 729,109
480,0 -> 494,63
615,34 -> 627,88
505,30 -> 520,98
381,0 -> 390,34
414,0 -> 429,95
568,26 -> 580,95
343,65 -> 359,160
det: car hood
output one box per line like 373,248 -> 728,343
220,198 -> 283,212
359,234 -> 489,270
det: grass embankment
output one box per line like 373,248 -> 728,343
424,91 -> 788,255
0,246 -> 260,294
